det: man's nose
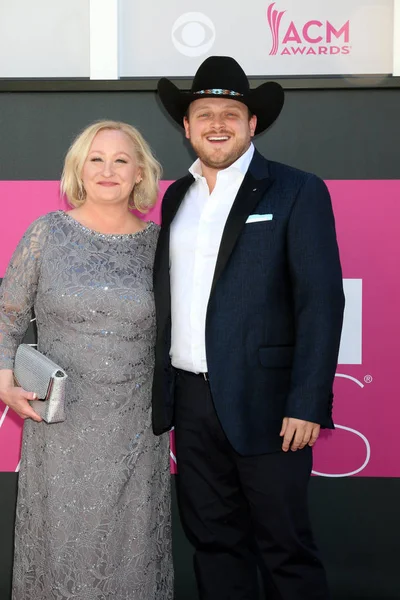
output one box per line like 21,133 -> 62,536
210,115 -> 226,129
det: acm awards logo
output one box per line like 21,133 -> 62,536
267,2 -> 351,57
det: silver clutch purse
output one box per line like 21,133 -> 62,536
14,344 -> 67,423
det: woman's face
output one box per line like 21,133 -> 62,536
81,129 -> 141,207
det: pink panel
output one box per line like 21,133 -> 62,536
0,180 -> 399,476
312,181 -> 399,478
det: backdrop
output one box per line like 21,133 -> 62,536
0,87 -> 399,599
0,179 -> 398,479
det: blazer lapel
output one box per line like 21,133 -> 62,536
210,151 -> 273,297
162,174 -> 194,228
154,174 -> 194,281
154,174 -> 194,332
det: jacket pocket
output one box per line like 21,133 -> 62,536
243,219 -> 276,231
258,346 -> 294,369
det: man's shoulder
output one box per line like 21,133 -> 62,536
251,152 -> 320,187
258,153 -> 322,187
254,154 -> 330,207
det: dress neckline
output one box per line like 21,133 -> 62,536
59,210 -> 155,240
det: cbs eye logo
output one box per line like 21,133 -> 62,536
171,12 -> 216,57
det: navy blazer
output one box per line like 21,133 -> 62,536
152,150 -> 345,455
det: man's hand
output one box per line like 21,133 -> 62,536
280,417 -> 320,452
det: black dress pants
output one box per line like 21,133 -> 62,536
173,369 -> 330,600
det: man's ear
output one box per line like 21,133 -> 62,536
183,116 -> 190,140
249,114 -> 257,138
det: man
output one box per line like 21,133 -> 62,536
152,56 -> 344,599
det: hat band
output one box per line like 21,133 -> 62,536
193,88 -> 243,97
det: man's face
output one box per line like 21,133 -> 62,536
183,98 -> 257,171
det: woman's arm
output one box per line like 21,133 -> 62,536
0,215 -> 49,421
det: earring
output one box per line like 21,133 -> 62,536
78,187 -> 85,202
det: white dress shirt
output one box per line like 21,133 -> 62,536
170,143 -> 255,373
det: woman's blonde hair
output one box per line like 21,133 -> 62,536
60,120 -> 162,213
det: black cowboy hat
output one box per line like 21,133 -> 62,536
158,56 -> 284,135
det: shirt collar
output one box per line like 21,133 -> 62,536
189,143 -> 255,180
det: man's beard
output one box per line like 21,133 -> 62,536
191,136 -> 251,171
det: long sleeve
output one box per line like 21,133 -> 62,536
285,175 -> 345,426
0,215 -> 49,369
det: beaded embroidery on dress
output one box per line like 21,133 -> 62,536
0,211 -> 173,600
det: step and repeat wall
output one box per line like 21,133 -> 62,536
0,0 -> 399,598
0,179 -> 398,480
0,87 -> 399,600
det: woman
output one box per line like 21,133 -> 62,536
0,121 -> 173,599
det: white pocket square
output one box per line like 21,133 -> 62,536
245,213 -> 273,224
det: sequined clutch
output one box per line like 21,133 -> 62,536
14,344 -> 67,423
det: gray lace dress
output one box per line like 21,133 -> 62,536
0,211 -> 173,600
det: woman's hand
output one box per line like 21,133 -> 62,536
0,385 -> 42,422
